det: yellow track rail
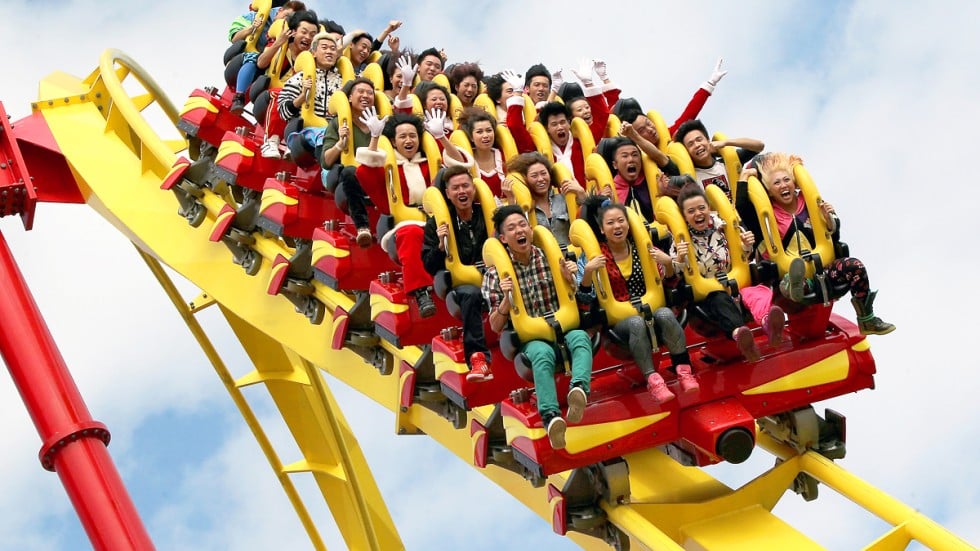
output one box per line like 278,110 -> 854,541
28,49 -> 974,550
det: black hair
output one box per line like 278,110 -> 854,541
417,48 -> 443,70
524,63 -> 551,88
441,164 -> 472,187
382,112 -> 424,143
351,31 -> 373,44
493,204 -> 526,234
611,97 -> 643,124
415,81 -> 451,109
319,18 -> 344,35
674,118 -> 709,144
485,74 -> 505,103
288,9 -> 319,31
342,76 -> 375,97
557,82 -> 584,104
599,137 -> 638,174
537,102 -> 570,126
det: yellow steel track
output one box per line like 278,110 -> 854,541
26,49 -> 973,550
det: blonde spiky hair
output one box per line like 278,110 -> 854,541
757,152 -> 804,189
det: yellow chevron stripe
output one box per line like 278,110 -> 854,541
503,411 -> 671,455
259,187 -> 298,215
370,293 -> 409,321
179,96 -> 218,117
742,350 -> 850,395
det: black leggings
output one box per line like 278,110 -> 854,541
694,291 -> 744,338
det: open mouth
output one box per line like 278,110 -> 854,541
456,194 -> 469,205
694,146 -> 706,158
625,164 -> 638,176
515,234 -> 528,245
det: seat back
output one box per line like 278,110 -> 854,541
421,179 -> 496,288
568,211 -> 666,326
481,227 -> 580,345
584,152 -> 614,196
655,186 -> 752,302
746,164 -> 836,281
473,94 -> 496,117
292,51 -> 329,129
646,109 -> 671,152
246,0 -> 274,54
712,131 -> 744,202
360,62 -> 385,92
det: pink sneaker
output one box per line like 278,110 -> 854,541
466,353 -> 493,383
764,306 -> 785,346
646,373 -> 676,404
734,326 -> 760,362
675,364 -> 700,393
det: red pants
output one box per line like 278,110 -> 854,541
395,224 -> 432,294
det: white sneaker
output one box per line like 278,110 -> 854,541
260,135 -> 281,159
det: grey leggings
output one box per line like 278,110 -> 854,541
611,307 -> 688,376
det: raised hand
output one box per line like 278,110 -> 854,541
358,106 -> 387,138
707,58 -> 728,87
424,108 -> 448,139
571,58 -> 594,87
396,54 -> 417,85
551,67 -> 564,93
592,58 -> 609,82
501,69 -> 524,93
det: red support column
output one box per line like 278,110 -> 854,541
0,229 -> 154,550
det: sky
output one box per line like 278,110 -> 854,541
2,0 -> 980,549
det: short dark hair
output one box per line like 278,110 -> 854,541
319,18 -> 343,35
601,137 -> 638,174
484,74 -> 505,103
382,112 -> 424,143
342,76 -> 375,97
417,48 -> 443,70
442,164 -> 472,184
538,102 -> 570,126
611,97 -> 643,124
674,119 -> 709,144
493,204 -> 526,234
351,31 -> 373,45
524,63 -> 550,88
288,9 -> 319,31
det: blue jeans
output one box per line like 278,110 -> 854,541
522,329 -> 592,419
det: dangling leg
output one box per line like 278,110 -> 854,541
654,307 -> 699,393
828,257 -> 895,335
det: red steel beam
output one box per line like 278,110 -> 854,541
0,228 -> 154,550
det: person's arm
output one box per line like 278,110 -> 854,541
483,269 -> 512,334
277,72 -> 307,121
228,13 -> 261,43
257,28 -> 291,70
320,120 -> 346,168
374,20 -> 402,50
620,122 -> 669,167
501,70 -> 535,153
421,217 -> 447,276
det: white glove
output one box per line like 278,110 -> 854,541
396,55 -> 417,86
571,58 -> 594,88
501,69 -> 524,93
593,58 -> 609,81
359,106 -> 387,138
703,58 -> 728,92
551,67 -> 564,93
424,108 -> 448,139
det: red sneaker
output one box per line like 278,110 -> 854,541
646,373 -> 676,404
466,353 -> 493,382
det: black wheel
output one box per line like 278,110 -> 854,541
303,298 -> 325,325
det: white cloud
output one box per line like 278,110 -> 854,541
2,1 -> 978,550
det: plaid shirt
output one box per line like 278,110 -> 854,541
482,246 -> 559,318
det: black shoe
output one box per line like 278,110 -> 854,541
416,288 -> 436,318
230,93 -> 246,114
